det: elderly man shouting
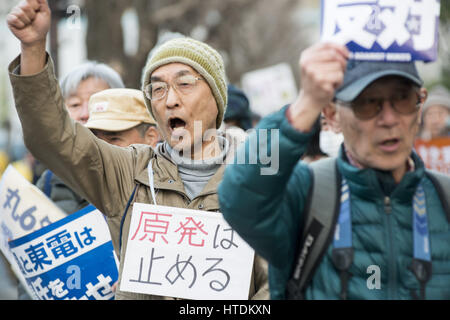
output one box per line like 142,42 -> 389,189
7,0 -> 268,300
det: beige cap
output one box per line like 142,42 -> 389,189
86,88 -> 157,131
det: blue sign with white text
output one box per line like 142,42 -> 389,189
9,205 -> 118,300
321,0 -> 441,62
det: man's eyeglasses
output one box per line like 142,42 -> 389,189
144,74 -> 204,101
335,89 -> 423,120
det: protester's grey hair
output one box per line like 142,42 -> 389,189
60,61 -> 125,99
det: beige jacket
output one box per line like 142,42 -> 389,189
9,55 -> 268,300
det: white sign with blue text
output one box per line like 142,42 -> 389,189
9,205 -> 119,300
321,0 -> 441,62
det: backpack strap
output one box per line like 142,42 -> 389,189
286,164 -> 450,300
425,169 -> 450,222
409,169 -> 449,300
286,157 -> 341,299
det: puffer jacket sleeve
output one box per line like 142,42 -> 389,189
8,54 -> 142,217
218,106 -> 315,269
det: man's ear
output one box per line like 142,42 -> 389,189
144,126 -> 161,148
322,102 -> 342,133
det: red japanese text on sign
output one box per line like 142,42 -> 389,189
131,212 -> 172,244
175,217 -> 208,247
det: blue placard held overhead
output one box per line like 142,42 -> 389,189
321,0 -> 441,62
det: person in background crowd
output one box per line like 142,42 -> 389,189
319,115 -> 344,158
7,0 -> 268,300
221,84 -> 253,143
419,85 -> 450,140
223,84 -> 253,131
86,88 -> 160,149
35,61 -> 125,214
301,117 -> 328,163
60,62 -> 125,125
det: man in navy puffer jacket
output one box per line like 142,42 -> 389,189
218,42 -> 450,300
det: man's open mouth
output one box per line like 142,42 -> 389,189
380,138 -> 399,146
378,138 -> 401,152
169,117 -> 186,130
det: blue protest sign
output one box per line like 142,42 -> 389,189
9,205 -> 118,300
321,0 -> 441,62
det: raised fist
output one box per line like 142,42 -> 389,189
7,0 -> 51,47
298,42 -> 349,110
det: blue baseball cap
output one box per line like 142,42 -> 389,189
335,60 -> 423,103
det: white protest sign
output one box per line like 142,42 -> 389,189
120,203 -> 255,300
241,63 -> 298,117
0,165 -> 67,263
321,0 -> 441,62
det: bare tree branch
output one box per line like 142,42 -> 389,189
151,0 -> 201,24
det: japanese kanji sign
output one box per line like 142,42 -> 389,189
0,165 -> 67,267
415,137 -> 450,174
120,203 -> 255,300
8,205 -> 119,300
321,0 -> 441,62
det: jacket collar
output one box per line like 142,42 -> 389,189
336,145 -> 425,203
135,152 -> 185,194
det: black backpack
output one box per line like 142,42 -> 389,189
286,158 -> 450,299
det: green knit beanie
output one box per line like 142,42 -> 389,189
142,37 -> 227,129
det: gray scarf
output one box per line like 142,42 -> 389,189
158,135 -> 229,200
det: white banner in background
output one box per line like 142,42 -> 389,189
0,165 -> 66,264
241,63 -> 297,117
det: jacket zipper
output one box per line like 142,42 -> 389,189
384,196 -> 397,299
